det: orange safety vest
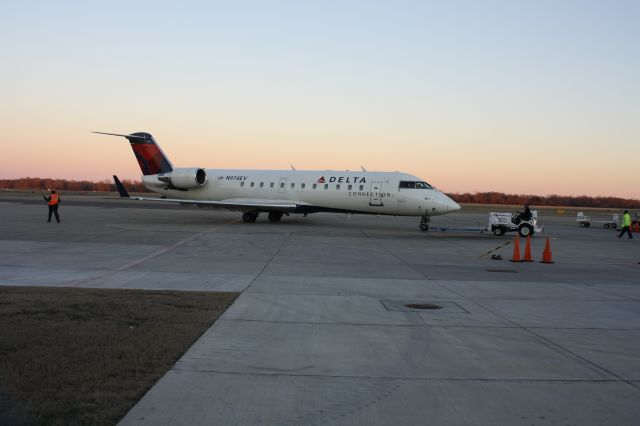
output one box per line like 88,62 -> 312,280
48,194 -> 59,206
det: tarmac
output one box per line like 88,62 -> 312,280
1,193 -> 639,425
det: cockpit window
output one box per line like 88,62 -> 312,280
399,181 -> 433,189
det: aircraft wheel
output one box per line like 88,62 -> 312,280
242,212 -> 259,223
419,224 -> 429,232
604,223 -> 610,229
518,224 -> 534,237
268,212 -> 283,222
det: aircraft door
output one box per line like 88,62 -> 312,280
278,177 -> 287,193
369,181 -> 383,206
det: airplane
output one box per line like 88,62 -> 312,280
96,131 -> 460,231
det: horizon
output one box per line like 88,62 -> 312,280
1,1 -> 638,199
2,175 -> 638,202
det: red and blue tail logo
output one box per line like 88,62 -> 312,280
126,132 -> 173,175
94,131 -> 174,175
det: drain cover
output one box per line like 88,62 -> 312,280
381,300 -> 468,313
404,303 -> 442,310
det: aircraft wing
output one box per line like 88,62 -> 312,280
127,195 -> 301,212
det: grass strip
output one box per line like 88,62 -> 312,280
0,286 -> 238,426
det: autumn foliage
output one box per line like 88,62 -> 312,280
446,192 -> 639,209
0,177 -> 147,193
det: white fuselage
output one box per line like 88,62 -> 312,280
142,169 -> 460,216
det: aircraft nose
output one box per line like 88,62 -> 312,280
436,193 -> 460,213
445,197 -> 461,212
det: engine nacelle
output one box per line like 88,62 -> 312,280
158,168 -> 207,189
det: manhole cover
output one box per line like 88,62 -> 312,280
381,300 -> 468,313
404,303 -> 442,310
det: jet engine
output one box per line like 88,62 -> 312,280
158,168 -> 207,189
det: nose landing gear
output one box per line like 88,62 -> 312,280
419,214 -> 430,232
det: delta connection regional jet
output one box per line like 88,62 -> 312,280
96,131 -> 460,231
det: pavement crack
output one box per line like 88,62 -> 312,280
243,231 -> 292,291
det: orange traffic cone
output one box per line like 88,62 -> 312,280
510,235 -> 522,262
540,237 -> 554,264
522,235 -> 533,262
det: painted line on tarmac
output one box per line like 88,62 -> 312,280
66,219 -> 239,287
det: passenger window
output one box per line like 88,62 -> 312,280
359,185 -> 363,191
280,182 -> 285,188
250,182 -> 254,187
336,184 -> 340,190
260,182 -> 264,188
301,183 -> 306,189
270,182 -> 274,188
348,184 -> 352,190
313,184 -> 317,189
290,183 -> 295,189
240,182 -> 244,187
324,184 -> 328,190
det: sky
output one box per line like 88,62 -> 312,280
0,0 -> 638,198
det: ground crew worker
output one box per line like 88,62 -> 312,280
514,202 -> 532,224
42,189 -> 61,223
522,203 -> 532,221
617,210 -> 632,239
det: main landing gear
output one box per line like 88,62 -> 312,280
242,211 -> 285,223
242,211 -> 259,223
419,214 -> 430,232
268,212 -> 283,222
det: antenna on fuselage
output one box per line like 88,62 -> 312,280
360,166 -> 367,172
290,165 -> 296,170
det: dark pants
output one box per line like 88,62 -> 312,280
48,205 -> 60,223
618,226 -> 632,238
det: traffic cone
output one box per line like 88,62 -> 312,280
510,235 -> 522,262
540,237 -> 554,264
522,235 -> 533,262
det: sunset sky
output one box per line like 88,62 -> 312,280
1,1 -> 638,198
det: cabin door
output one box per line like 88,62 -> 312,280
369,181 -> 383,206
278,177 -> 287,193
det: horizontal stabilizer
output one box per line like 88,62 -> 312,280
93,131 -> 146,140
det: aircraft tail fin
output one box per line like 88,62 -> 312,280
94,131 -> 173,175
112,175 -> 130,198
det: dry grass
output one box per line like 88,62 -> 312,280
0,286 -> 238,426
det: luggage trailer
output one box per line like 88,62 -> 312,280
576,212 -> 619,229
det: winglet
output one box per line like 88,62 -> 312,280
113,175 -> 130,198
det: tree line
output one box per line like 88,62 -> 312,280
0,178 -> 637,208
446,192 -> 639,209
0,177 -> 147,193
